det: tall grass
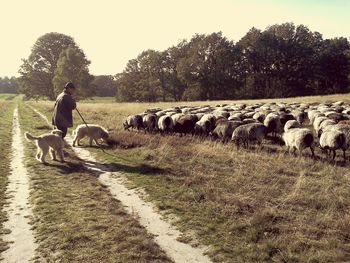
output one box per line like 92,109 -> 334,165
0,101 -> 15,256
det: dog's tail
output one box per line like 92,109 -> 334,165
24,132 -> 40,142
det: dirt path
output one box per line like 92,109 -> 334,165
30,106 -> 212,263
2,107 -> 36,262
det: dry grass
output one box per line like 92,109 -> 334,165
19,103 -> 172,262
0,100 -> 15,255
27,93 -> 350,262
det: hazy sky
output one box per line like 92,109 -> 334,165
1,0 -> 349,78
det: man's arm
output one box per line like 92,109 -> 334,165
63,94 -> 76,110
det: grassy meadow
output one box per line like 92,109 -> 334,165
18,102 -> 171,262
25,93 -> 350,262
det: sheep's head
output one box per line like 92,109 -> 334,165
101,130 -> 109,141
123,120 -> 129,130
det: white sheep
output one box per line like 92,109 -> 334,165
282,128 -> 315,157
123,115 -> 143,131
142,114 -> 158,133
313,116 -> 328,132
231,123 -> 267,148
157,115 -> 174,133
253,112 -> 266,123
319,130 -> 347,160
284,120 -> 301,132
316,119 -> 337,136
264,113 -> 282,136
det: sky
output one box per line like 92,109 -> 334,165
0,0 -> 349,78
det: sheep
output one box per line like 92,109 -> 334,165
173,115 -> 196,136
264,113 -> 282,137
308,110 -> 324,124
211,120 -> 242,143
291,110 -> 306,124
252,112 -> 265,123
279,113 -> 295,126
144,108 -> 161,114
142,114 -> 158,133
228,116 -> 241,121
320,124 -> 350,150
242,118 -> 257,125
338,120 -> 350,125
284,120 -> 301,132
319,130 -> 347,160
231,123 -> 267,148
316,119 -> 337,136
327,112 -> 346,122
158,115 -> 174,134
194,119 -> 212,136
123,115 -> 143,131
171,113 -> 185,124
213,110 -> 230,119
313,116 -> 328,132
200,114 -> 217,129
282,128 -> 315,157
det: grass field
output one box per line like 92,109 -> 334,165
0,97 -> 16,256
0,94 -> 18,101
26,93 -> 350,262
18,102 -> 172,262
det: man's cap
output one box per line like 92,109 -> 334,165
64,82 -> 75,89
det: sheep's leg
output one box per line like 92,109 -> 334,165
298,148 -> 303,158
285,146 -> 289,154
310,146 -> 315,158
332,150 -> 336,160
343,149 -> 346,161
89,137 -> 93,147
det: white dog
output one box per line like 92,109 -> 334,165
72,124 -> 109,147
25,129 -> 65,163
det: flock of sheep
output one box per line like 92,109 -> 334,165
123,100 -> 350,160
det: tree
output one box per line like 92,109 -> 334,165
0,77 -> 19,93
92,75 -> 117,97
315,37 -> 350,94
52,47 -> 94,99
19,32 -> 81,99
178,32 -> 239,100
115,24 -> 350,102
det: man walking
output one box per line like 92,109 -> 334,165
52,82 -> 76,138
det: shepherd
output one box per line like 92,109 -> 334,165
52,82 -> 77,138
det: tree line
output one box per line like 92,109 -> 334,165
18,23 -> 350,101
0,77 -> 19,93
117,23 -> 350,102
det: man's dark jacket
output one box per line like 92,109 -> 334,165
52,91 -> 76,128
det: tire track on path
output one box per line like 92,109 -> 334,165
2,107 -> 36,262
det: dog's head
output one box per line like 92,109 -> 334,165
51,129 -> 63,137
101,130 -> 110,141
